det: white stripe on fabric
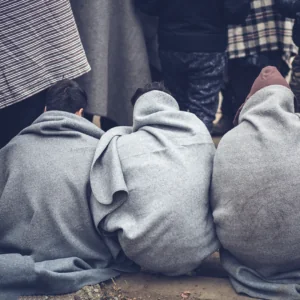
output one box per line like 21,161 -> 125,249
0,0 -> 90,108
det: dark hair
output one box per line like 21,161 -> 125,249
131,82 -> 172,106
45,79 -> 87,113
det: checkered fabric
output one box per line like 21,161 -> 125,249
227,0 -> 298,60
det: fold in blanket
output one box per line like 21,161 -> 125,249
90,90 -> 219,276
212,67 -> 300,299
0,112 -> 137,300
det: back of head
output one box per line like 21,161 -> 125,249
131,82 -> 172,106
45,79 -> 87,113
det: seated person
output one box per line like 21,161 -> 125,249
211,67 -> 300,300
90,83 -> 219,276
0,80 -> 136,300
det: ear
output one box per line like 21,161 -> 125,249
44,106 -> 47,112
75,108 -> 84,117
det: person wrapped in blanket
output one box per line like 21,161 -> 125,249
89,82 -> 219,276
0,80 -> 137,300
211,67 -> 300,300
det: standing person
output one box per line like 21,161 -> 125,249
0,0 -> 90,148
212,0 -> 297,135
70,0 -> 151,130
135,0 -> 251,132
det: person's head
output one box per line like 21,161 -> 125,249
131,82 -> 172,106
45,79 -> 87,116
233,66 -> 293,126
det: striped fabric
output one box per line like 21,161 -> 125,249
227,0 -> 298,61
0,0 -> 90,109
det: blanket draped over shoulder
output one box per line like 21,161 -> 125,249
0,112 -> 136,300
90,91 -> 219,275
212,67 -> 300,300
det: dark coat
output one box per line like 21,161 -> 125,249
275,0 -> 300,46
275,0 -> 300,17
135,0 -> 251,52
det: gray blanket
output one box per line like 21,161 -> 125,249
90,91 -> 219,275
212,85 -> 300,299
0,112 -> 136,300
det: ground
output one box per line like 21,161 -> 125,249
19,276 -> 251,300
20,253 -> 255,300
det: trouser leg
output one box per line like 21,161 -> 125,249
0,90 -> 46,149
290,55 -> 300,112
228,60 -> 261,114
159,50 -> 188,111
100,116 -> 118,132
186,52 -> 226,132
228,51 -> 289,115
221,80 -> 235,121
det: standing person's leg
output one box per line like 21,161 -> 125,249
211,81 -> 235,136
221,82 -> 235,121
16,90 -> 47,129
159,50 -> 188,111
0,106 -> 9,149
186,52 -> 226,132
229,51 -> 290,115
84,112 -> 94,122
228,59 -> 261,114
213,58 -> 262,135
290,55 -> 300,112
0,102 -> 24,149
212,61 -> 237,136
100,116 -> 119,131
0,90 -> 46,149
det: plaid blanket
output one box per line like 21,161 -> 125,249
227,0 -> 298,60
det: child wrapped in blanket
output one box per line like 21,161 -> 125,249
212,67 -> 300,300
90,83 -> 219,275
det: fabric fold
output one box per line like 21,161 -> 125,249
0,112 -> 135,299
212,67 -> 300,299
90,90 -> 219,276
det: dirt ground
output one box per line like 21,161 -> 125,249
19,253 -> 254,300
19,275 -> 252,300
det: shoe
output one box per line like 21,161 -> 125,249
211,115 -> 233,136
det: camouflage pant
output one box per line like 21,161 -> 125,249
159,50 -> 226,132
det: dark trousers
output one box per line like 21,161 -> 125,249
290,55 -> 300,112
221,51 -> 290,120
0,91 -> 46,149
159,50 -> 226,132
